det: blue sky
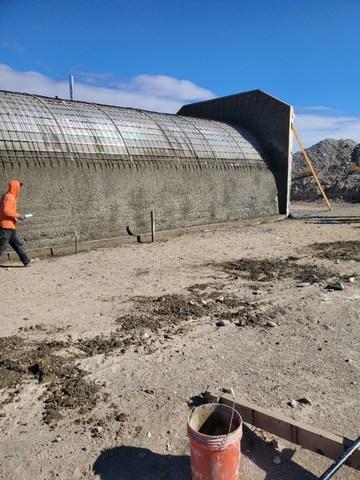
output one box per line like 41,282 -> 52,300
0,0 -> 359,145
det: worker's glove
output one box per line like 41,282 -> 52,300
18,215 -> 25,222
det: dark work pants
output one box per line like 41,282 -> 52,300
0,228 -> 30,264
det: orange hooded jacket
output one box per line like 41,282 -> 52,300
0,180 -> 22,229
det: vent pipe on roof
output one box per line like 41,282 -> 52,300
69,75 -> 75,101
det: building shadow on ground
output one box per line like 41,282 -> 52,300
92,426 -> 318,480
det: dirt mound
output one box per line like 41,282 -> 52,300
78,333 -> 128,356
0,337 -> 70,389
309,240 -> 360,262
0,336 -> 27,389
119,289 -> 286,331
44,374 -> 100,424
213,299 -> 283,327
115,293 -> 206,334
153,294 -> 204,320
291,138 -> 360,201
77,293 -> 209,358
0,359 -> 25,389
214,257 -> 333,283
0,335 -> 102,424
118,315 -> 161,332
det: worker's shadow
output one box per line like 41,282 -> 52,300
92,426 -> 317,480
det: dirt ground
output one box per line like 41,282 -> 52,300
0,201 -> 359,480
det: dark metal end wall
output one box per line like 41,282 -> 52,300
178,90 -> 293,215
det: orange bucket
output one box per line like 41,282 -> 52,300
187,403 -> 243,480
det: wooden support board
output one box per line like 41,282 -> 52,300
205,392 -> 360,471
291,124 -> 332,211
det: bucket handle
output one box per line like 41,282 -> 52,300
217,387 -> 236,451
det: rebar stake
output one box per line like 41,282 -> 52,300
151,210 -> 155,242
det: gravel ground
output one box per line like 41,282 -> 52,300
0,202 -> 359,480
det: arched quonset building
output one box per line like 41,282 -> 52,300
0,89 -> 293,250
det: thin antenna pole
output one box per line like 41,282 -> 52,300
69,75 -> 75,101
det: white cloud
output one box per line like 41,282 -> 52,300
0,64 -> 215,113
0,64 -> 359,148
296,105 -> 335,113
294,111 -> 360,147
117,74 -> 214,101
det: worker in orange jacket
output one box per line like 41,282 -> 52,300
0,180 -> 31,266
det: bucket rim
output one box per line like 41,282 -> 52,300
188,402 -> 242,441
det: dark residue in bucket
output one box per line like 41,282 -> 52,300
199,411 -> 237,436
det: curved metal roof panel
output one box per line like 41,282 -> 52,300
0,91 -> 268,167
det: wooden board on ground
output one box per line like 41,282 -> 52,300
205,392 -> 360,470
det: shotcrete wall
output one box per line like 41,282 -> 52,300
1,160 -> 278,248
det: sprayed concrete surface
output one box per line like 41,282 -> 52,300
1,164 -> 279,249
0,202 -> 359,479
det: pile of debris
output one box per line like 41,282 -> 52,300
0,336 -> 101,424
291,138 -> 360,201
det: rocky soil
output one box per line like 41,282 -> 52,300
291,138 -> 360,201
0,203 -> 359,479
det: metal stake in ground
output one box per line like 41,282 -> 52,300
151,210 -> 155,243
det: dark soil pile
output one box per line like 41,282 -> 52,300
0,335 -> 101,424
0,337 -> 70,389
43,373 -> 100,424
214,257 -> 333,284
77,333 -> 128,356
153,294 -> 205,320
0,336 -> 27,389
115,293 -> 205,333
119,290 -> 286,331
309,240 -> 360,262
77,293 -> 207,359
119,315 -> 162,332
213,299 -> 283,327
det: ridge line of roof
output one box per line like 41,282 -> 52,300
179,89 -> 292,110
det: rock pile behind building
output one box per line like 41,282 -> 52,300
291,138 -> 360,201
